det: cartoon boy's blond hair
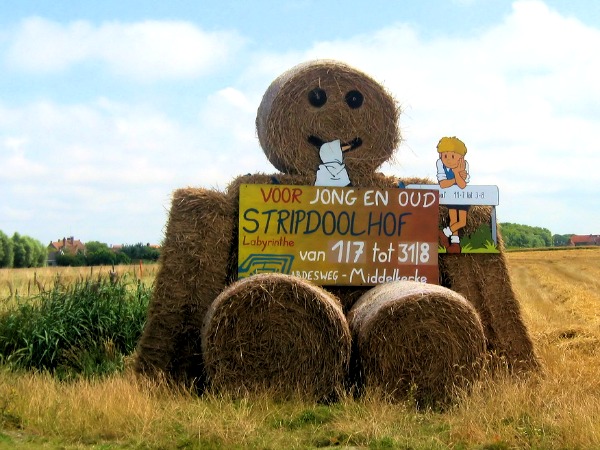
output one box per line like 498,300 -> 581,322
437,136 -> 467,156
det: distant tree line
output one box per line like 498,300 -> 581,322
55,242 -> 160,267
499,223 -> 573,248
120,243 -> 161,262
2,223 -> 580,269
0,231 -> 47,268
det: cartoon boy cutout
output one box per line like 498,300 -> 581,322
436,136 -> 470,253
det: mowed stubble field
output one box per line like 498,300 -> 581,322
0,248 -> 599,449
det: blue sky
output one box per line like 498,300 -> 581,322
1,0 -> 599,246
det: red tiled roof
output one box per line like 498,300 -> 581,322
48,237 -> 86,253
569,235 -> 600,245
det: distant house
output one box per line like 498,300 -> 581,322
568,235 -> 600,246
47,236 -> 86,265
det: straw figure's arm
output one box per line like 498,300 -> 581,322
134,187 -> 236,385
438,206 -> 540,372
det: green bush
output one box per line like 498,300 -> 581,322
55,251 -> 87,267
120,242 -> 160,262
499,223 -> 553,249
0,276 -> 151,378
0,231 -> 46,268
0,231 -> 14,268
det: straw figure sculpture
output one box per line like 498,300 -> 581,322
135,59 -> 538,404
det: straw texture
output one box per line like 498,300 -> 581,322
202,273 -> 351,400
348,281 -> 486,407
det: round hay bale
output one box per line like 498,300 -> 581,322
256,59 -> 400,184
202,273 -> 351,401
347,281 -> 486,407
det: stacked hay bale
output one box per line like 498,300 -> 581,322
134,188 -> 236,386
202,273 -> 350,400
348,281 -> 486,408
439,243 -> 539,373
436,204 -> 538,372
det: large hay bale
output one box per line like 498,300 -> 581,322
347,281 -> 486,407
256,60 -> 400,185
202,273 -> 351,400
439,249 -> 539,373
134,188 -> 236,387
433,190 -> 539,373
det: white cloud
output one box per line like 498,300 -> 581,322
0,99 -> 199,242
0,136 -> 47,180
5,17 -> 245,80
5,18 -> 92,72
197,87 -> 272,186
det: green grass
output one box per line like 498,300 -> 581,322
0,275 -> 150,379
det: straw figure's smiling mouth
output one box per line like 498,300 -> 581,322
308,135 -> 362,153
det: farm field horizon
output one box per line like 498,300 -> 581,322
0,248 -> 599,449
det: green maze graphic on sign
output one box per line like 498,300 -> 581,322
238,254 -> 295,278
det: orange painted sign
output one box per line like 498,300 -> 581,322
238,184 -> 439,286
